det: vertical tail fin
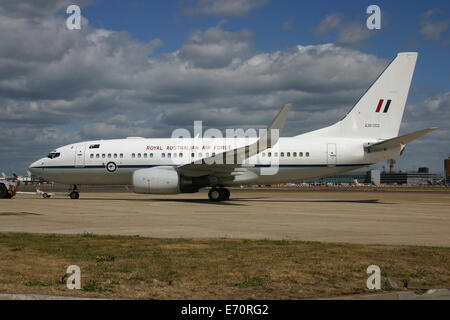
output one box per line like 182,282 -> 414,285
331,52 -> 418,140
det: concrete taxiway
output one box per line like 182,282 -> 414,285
0,189 -> 449,246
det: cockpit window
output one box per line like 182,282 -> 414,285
47,152 -> 61,159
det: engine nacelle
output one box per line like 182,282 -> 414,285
132,166 -> 180,194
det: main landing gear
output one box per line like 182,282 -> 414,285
208,187 -> 230,201
69,185 -> 80,199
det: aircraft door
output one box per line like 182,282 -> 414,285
75,145 -> 86,167
327,143 -> 337,166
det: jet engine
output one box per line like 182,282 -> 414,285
132,166 -> 208,194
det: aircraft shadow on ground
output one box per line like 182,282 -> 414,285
230,198 -> 395,204
77,197 -> 249,206
76,197 -> 394,205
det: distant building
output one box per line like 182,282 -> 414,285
308,167 -> 443,186
380,172 -> 442,185
418,167 -> 429,173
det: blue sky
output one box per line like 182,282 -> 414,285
0,0 -> 448,174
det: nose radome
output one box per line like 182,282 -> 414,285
28,159 -> 42,175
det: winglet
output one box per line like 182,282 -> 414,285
179,104 -> 292,169
268,104 -> 291,133
265,104 -> 291,147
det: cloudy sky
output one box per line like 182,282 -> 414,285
0,0 -> 448,175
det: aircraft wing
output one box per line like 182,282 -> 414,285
366,127 -> 437,153
178,104 -> 291,176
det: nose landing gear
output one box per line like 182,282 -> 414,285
208,187 -> 230,201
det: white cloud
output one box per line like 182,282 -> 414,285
313,13 -> 376,47
179,0 -> 268,17
419,9 -> 449,45
314,14 -> 342,35
0,0 -> 91,18
178,26 -> 254,68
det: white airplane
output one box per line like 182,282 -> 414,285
28,52 -> 436,201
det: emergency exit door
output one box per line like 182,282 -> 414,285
327,143 -> 337,166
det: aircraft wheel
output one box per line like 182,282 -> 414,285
69,191 -> 80,199
0,184 -> 8,199
220,188 -> 230,200
208,188 -> 222,201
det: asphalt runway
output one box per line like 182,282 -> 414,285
1,189 -> 449,246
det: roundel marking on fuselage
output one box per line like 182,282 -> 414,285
106,161 -> 117,173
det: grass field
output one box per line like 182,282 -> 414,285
0,233 -> 448,299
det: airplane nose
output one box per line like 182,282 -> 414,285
28,159 -> 42,175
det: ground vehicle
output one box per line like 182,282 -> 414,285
0,176 -> 18,199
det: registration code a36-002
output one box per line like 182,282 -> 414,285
365,123 -> 380,128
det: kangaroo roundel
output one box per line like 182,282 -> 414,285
106,161 -> 117,173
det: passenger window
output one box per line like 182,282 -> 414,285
306,152 -> 310,157
287,152 -> 291,157
179,153 -> 183,158
144,153 -> 147,158
280,152 -> 284,157
132,153 -> 135,158
299,152 -> 303,157
108,153 -> 111,158
102,154 -> 105,158
268,152 -> 272,157
150,153 -> 153,158
114,153 -> 117,158
138,153 -> 141,158
173,153 -> 177,158
168,153 -> 172,158
191,153 -> 195,158
120,154 -> 123,158
96,154 -> 100,158
162,153 -> 165,158
293,152 -> 297,157
90,154 -> 94,159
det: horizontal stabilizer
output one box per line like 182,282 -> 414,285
366,127 -> 437,152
